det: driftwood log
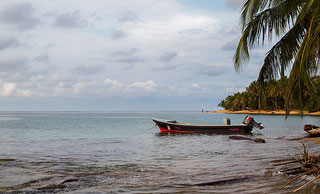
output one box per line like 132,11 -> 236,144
304,124 -> 319,132
304,124 -> 320,136
280,141 -> 320,193
229,136 -> 265,143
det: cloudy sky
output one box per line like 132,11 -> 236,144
0,0 -> 269,111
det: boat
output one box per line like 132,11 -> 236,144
152,115 -> 264,134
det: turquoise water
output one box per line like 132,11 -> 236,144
0,112 -> 320,193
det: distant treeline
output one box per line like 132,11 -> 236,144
218,77 -> 320,112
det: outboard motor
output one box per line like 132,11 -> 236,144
243,115 -> 264,129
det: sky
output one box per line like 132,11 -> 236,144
0,0 -> 270,111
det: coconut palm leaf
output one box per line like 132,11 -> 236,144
234,0 -> 320,114
285,14 -> 320,114
235,0 -> 302,71
257,22 -> 305,83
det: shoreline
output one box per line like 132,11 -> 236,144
208,109 -> 320,144
304,137 -> 320,144
207,109 -> 320,116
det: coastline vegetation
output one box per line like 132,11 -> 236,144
218,76 -> 320,112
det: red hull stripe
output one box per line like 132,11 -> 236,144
158,126 -> 203,133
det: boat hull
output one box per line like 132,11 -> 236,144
152,118 -> 253,134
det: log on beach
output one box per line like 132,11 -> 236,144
304,124 -> 320,137
229,136 -> 265,143
304,124 -> 319,132
280,141 -> 320,193
307,128 -> 320,137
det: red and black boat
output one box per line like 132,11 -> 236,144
152,116 -> 263,134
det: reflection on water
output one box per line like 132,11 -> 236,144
0,112 -> 320,193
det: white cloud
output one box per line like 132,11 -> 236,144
0,81 -> 16,97
72,81 -> 87,94
104,78 -> 123,88
119,14 -> 218,45
192,83 -> 199,88
103,78 -> 124,95
128,80 -> 156,93
222,82 -> 245,93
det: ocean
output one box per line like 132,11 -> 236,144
0,111 -> 320,193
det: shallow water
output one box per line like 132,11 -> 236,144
0,112 -> 320,193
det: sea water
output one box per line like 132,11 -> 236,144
0,111 -> 320,193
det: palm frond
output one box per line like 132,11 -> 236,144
285,15 -> 318,114
235,0 -> 301,71
241,0 -> 271,30
257,22 -> 305,83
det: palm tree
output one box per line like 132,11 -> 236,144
247,81 -> 261,109
219,95 -> 235,110
240,92 -> 248,110
234,0 -> 320,114
267,80 -> 278,110
276,77 -> 287,109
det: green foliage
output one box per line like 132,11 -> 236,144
234,0 -> 320,114
218,76 -> 320,112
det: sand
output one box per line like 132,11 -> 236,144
207,109 -> 320,116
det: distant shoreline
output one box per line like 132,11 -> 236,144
207,109 -> 320,116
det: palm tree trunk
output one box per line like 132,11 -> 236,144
280,64 -> 285,79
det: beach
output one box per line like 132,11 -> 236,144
209,109 -> 320,116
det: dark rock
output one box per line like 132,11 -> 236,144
304,124 -> 319,132
254,138 -> 265,143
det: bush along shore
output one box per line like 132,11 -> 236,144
217,77 -> 320,113
209,109 -> 320,116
